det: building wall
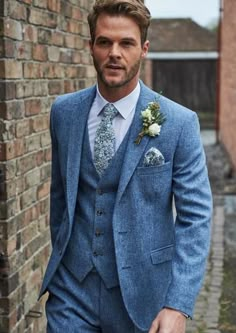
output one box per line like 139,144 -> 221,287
219,0 -> 236,169
0,1 -> 96,332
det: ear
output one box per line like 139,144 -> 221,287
141,40 -> 149,58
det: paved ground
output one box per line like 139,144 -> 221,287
186,131 -> 236,333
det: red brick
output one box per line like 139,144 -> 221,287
72,7 -> 82,20
16,42 -> 32,60
3,39 -> 16,58
44,147 -> 51,162
64,80 -> 76,93
72,50 -> 81,64
24,134 -> 41,153
60,2 -> 72,18
51,31 -> 64,46
48,80 -> 63,95
40,164 -> 51,181
0,60 -> 23,79
32,45 -> 48,62
0,82 -> 16,101
7,236 -> 17,256
8,1 -> 27,21
0,139 -> 25,161
38,28 -> 52,44
15,119 -> 30,138
40,197 -> 49,215
23,24 -> 38,43
48,46 -> 60,62
29,8 -> 57,28
60,49 -> 72,63
23,63 -> 43,79
0,120 -> 15,141
67,21 -> 81,34
48,0 -> 61,13
40,131 -> 51,147
46,63 -> 64,79
4,19 -> 23,40
64,34 -> 76,48
37,181 -> 50,200
4,101 -> 25,120
36,150 -> 44,166
25,99 -> 41,116
30,115 -> 49,133
65,66 -> 78,79
220,0 -> 236,169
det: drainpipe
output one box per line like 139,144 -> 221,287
216,0 -> 224,142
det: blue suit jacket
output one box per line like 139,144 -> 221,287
40,81 -> 212,330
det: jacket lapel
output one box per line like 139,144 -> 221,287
66,86 -> 96,222
116,82 -> 158,203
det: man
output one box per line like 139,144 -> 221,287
39,1 -> 212,332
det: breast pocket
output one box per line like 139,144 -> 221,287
137,161 -> 171,176
134,161 -> 172,197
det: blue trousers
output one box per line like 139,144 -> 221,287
46,262 -> 147,333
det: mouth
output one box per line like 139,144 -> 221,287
105,64 -> 124,70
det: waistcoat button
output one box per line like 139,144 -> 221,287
96,210 -> 103,216
95,229 -> 102,237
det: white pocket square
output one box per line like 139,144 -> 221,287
143,147 -> 165,167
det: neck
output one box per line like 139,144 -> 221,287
97,79 -> 139,102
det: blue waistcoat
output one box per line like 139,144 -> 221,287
62,125 -> 130,288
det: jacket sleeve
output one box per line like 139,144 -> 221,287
164,112 -> 212,317
49,103 -> 66,246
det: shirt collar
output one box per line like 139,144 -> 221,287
95,82 -> 140,119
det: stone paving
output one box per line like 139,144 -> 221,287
186,131 -> 236,333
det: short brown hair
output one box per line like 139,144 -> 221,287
88,0 -> 151,45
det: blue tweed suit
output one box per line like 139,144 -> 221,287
39,81 -> 212,331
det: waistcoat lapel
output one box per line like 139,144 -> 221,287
66,86 -> 96,223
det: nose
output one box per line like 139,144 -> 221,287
109,43 -> 121,58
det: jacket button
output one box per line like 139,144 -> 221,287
97,188 -> 103,195
93,251 -> 103,257
96,210 -> 103,216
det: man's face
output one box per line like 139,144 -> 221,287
90,14 -> 149,98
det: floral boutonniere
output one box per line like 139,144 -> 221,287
135,100 -> 165,145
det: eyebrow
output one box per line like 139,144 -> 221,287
96,36 -> 137,43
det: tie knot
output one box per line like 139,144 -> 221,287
103,103 -> 118,121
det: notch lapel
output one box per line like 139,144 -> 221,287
66,87 -> 96,222
116,83 -> 158,203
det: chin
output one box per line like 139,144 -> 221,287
104,80 -> 123,88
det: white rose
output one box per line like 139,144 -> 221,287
141,109 -> 152,121
148,123 -> 161,136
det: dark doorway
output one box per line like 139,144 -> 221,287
152,59 -> 217,128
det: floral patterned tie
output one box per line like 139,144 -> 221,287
94,104 -> 118,176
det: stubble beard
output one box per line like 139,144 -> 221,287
93,57 -> 142,89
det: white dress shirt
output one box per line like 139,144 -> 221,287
88,82 -> 141,159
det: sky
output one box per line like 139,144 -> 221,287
145,0 -> 220,27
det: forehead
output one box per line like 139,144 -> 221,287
95,14 -> 141,39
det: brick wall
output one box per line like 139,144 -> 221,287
0,0 -> 96,332
219,0 -> 236,169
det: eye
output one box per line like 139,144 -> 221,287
121,40 -> 136,48
96,39 -> 111,47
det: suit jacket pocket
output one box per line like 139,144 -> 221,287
151,244 -> 174,265
137,161 -> 171,176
